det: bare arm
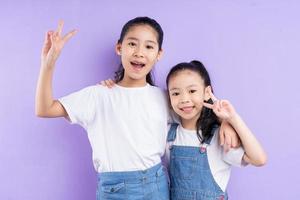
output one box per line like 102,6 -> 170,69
204,88 -> 267,167
35,20 -> 77,118
227,112 -> 267,166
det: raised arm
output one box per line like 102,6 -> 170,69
204,88 -> 267,167
35,20 -> 77,118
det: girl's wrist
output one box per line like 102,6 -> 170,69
227,112 -> 240,125
41,61 -> 55,71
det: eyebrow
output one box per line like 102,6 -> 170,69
169,84 -> 199,91
126,37 -> 157,45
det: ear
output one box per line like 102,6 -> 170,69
115,43 -> 122,55
156,48 -> 163,61
204,86 -> 212,101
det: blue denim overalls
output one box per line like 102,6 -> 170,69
168,123 -> 228,200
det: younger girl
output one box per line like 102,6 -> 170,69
166,61 -> 267,200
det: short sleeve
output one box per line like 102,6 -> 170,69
222,147 -> 247,167
58,86 -> 97,129
162,124 -> 172,168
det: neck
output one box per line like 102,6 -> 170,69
180,118 -> 197,131
118,77 -> 147,88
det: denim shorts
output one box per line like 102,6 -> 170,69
96,163 -> 169,200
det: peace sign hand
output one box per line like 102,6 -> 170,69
41,20 -> 77,67
203,88 -> 237,121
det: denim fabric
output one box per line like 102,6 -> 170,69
96,163 -> 169,200
168,123 -> 228,200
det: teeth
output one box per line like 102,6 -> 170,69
131,61 -> 145,67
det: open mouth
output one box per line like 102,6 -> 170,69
130,61 -> 145,69
180,106 -> 194,113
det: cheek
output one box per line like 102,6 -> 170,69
169,97 -> 177,110
194,95 -> 205,105
148,52 -> 159,61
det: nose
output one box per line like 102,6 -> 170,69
133,46 -> 144,57
179,93 -> 190,104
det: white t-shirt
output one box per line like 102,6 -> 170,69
59,84 -> 169,173
165,125 -> 245,192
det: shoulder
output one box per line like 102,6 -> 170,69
148,85 -> 168,100
148,85 -> 165,93
82,84 -> 116,96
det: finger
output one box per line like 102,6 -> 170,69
43,31 -> 51,43
108,79 -> 115,85
231,132 -> 238,148
62,29 -> 78,43
203,102 -> 214,109
107,79 -> 114,88
208,88 -> 218,102
216,100 -> 223,113
49,31 -> 55,43
42,31 -> 52,55
104,80 -> 111,88
224,133 -> 232,153
219,125 -> 225,146
57,20 -> 64,36
43,31 -> 52,48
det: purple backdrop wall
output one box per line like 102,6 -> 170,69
1,0 -> 299,199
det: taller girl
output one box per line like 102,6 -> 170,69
36,17 -> 169,199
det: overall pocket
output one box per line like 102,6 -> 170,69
170,155 -> 197,180
98,181 -> 126,199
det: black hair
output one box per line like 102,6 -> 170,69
114,16 -> 164,86
166,60 -> 220,144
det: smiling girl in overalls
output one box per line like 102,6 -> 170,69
165,61 -> 267,200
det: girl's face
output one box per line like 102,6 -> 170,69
116,25 -> 163,86
168,70 -> 210,128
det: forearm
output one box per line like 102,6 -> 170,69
228,114 -> 267,166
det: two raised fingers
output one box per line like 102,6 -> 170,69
49,20 -> 77,44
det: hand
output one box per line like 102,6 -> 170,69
41,20 -> 77,67
98,78 -> 116,88
219,121 -> 241,152
203,88 -> 237,122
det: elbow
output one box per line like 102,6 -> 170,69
35,107 -> 47,118
254,154 -> 268,167
35,110 -> 45,118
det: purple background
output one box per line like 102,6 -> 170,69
1,0 -> 299,199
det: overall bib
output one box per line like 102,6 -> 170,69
168,123 -> 228,200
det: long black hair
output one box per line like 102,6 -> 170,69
114,16 -> 164,86
166,60 -> 220,143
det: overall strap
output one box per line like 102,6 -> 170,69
167,123 -> 179,142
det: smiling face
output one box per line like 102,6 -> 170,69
168,69 -> 210,129
116,24 -> 162,87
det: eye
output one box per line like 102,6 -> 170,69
128,42 -> 136,47
189,89 -> 197,94
171,92 -> 180,96
146,45 -> 154,49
